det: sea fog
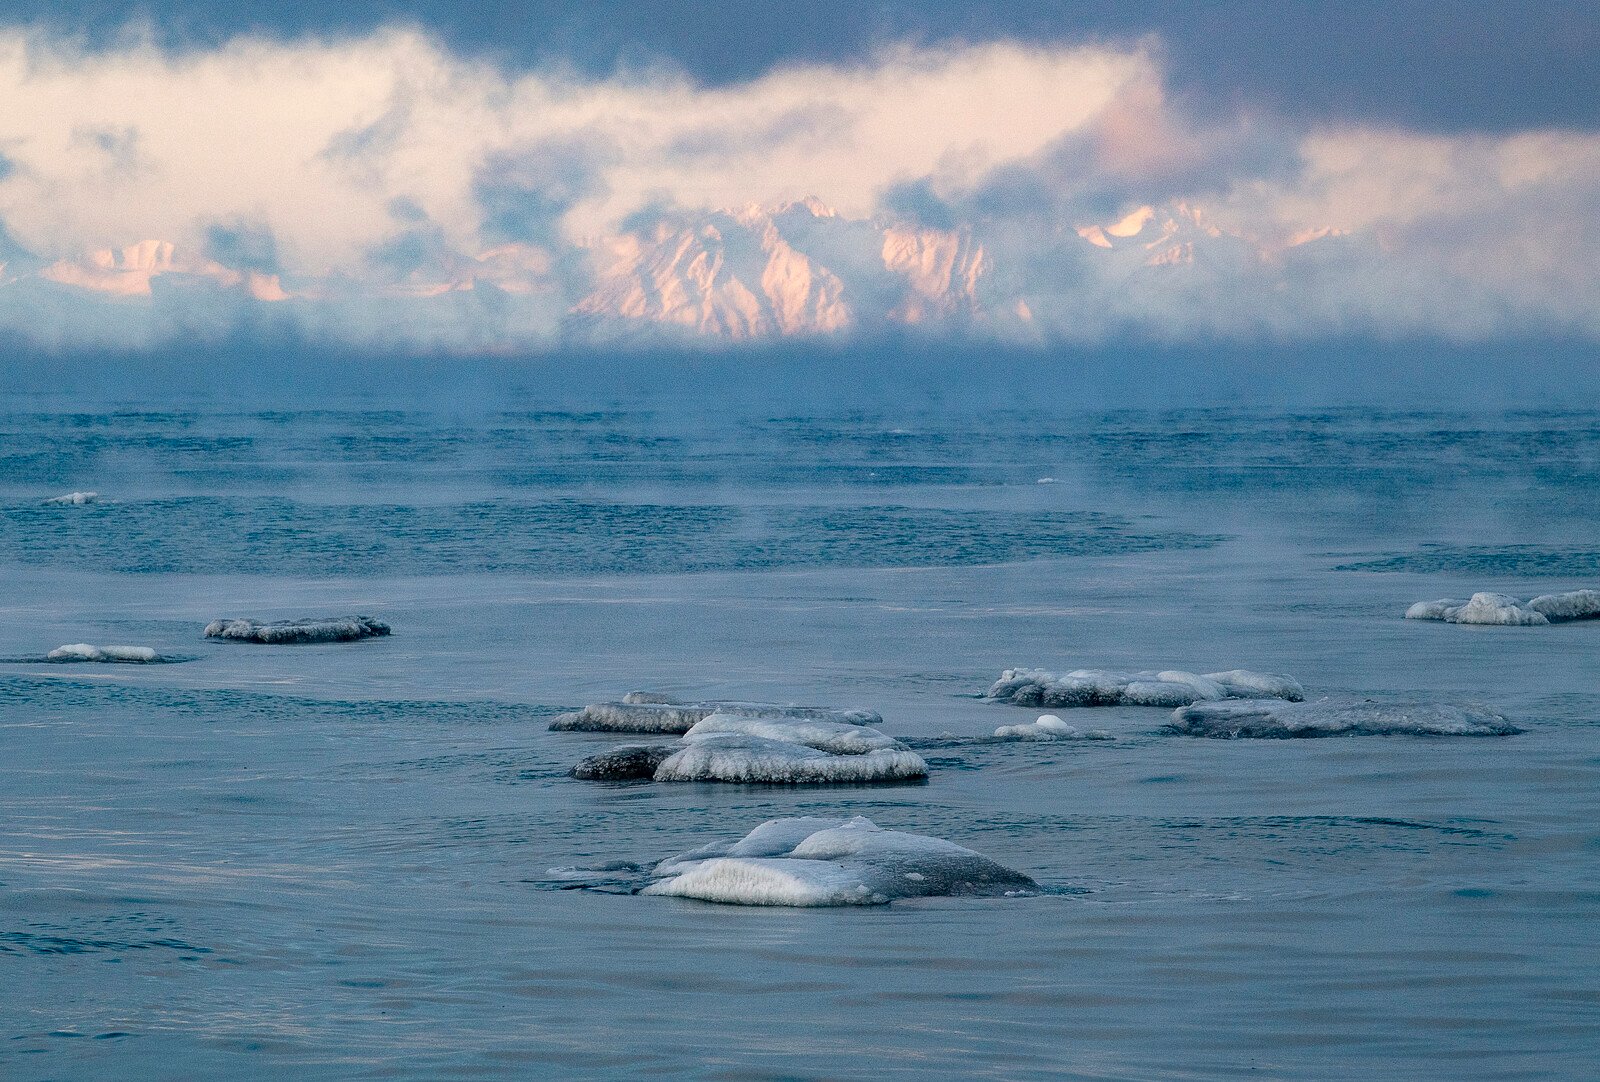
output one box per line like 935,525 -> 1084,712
2,351 -> 1598,1079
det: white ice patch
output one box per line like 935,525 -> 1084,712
44,643 -> 161,663
642,816 -> 1036,906
992,714 -> 1112,741
653,734 -> 928,784
1168,698 -> 1522,738
988,667 -> 1304,708
551,696 -> 881,733
1407,589 -> 1600,626
204,616 -> 391,644
43,491 -> 98,505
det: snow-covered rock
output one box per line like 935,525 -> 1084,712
987,667 -> 1304,708
203,616 -> 391,644
1167,698 -> 1521,738
1407,589 -> 1600,626
641,816 -> 1036,906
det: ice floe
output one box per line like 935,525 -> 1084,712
988,667 -> 1304,708
203,616 -> 391,644
570,712 -> 928,784
550,695 -> 881,733
43,491 -> 98,505
992,714 -> 1113,741
1406,589 -> 1600,626
640,816 -> 1036,906
1167,698 -> 1522,738
45,643 -> 160,663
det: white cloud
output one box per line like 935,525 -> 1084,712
0,28 -> 1597,349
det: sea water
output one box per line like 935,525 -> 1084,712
2,386 -> 1598,1078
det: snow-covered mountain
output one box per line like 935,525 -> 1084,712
0,199 -> 1354,342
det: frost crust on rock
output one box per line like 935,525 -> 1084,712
1406,589 -> 1600,626
641,816 -> 1036,906
568,744 -> 678,781
550,694 -> 881,733
1167,698 -> 1522,738
992,714 -> 1113,741
203,616 -> 391,644
988,667 -> 1304,708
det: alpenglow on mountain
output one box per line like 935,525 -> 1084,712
0,199 -> 1358,348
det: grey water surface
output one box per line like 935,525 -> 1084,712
2,394 -> 1597,1079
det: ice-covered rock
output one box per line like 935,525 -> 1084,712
653,734 -> 928,784
569,712 -> 928,784
683,713 -> 902,754
550,697 -> 880,733
1203,669 -> 1307,700
1407,589 -> 1600,626
1527,589 -> 1600,621
988,667 -> 1304,708
203,616 -> 391,644
1167,698 -> 1522,738
550,702 -> 717,734
568,744 -> 678,781
992,714 -> 1113,741
43,491 -> 98,505
641,816 -> 1036,906
44,643 -> 161,663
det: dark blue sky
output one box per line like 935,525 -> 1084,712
5,0 -> 1597,133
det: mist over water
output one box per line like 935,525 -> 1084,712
2,354 -> 1599,1079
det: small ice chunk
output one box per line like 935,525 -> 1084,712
45,643 -> 161,663
992,713 -> 1112,741
642,816 -> 1035,906
1168,698 -> 1522,738
988,667 -> 1302,708
653,734 -> 928,785
204,616 -> 391,644
550,698 -> 880,733
569,744 -> 678,781
43,491 -> 98,506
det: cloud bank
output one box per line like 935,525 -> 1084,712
0,29 -> 1597,350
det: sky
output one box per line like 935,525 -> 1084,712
0,1 -> 1597,353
